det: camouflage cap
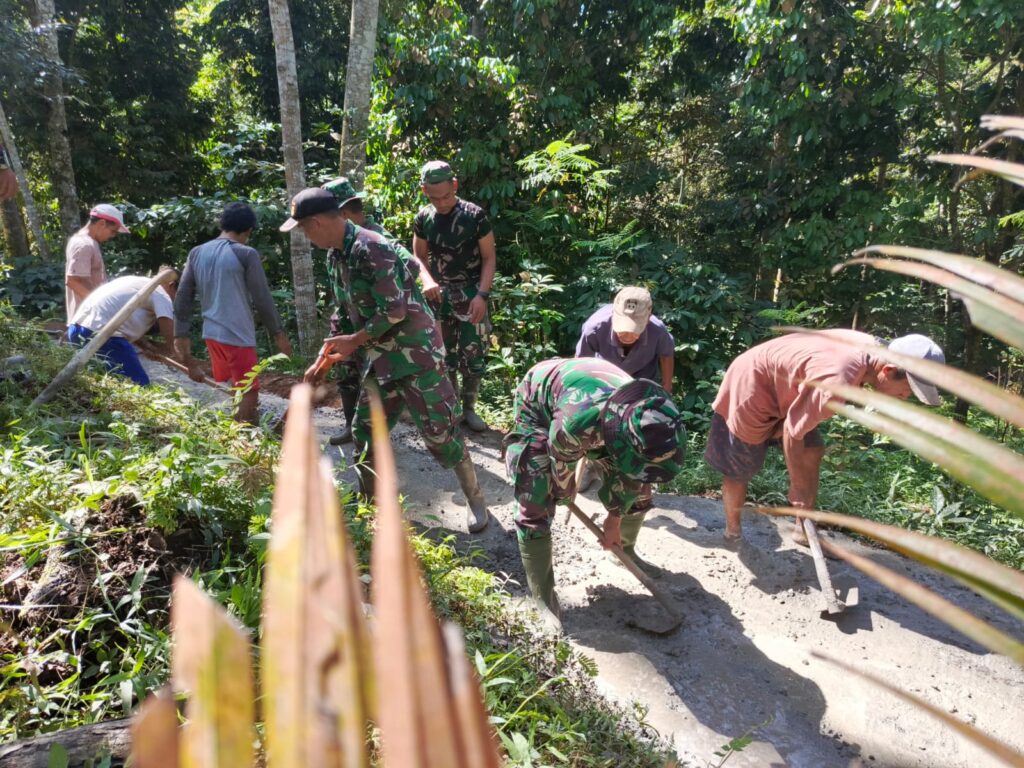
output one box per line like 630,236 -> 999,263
321,177 -> 364,207
601,379 -> 686,483
420,160 -> 456,185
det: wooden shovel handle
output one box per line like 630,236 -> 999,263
566,501 -> 683,622
801,517 -> 845,615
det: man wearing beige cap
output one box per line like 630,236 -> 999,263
65,204 -> 129,322
576,286 -> 675,392
705,330 -> 945,546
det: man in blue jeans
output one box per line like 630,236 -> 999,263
67,271 -> 178,386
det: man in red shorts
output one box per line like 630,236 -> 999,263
705,330 -> 944,545
173,202 -> 292,422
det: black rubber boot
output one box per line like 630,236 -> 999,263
329,385 -> 360,446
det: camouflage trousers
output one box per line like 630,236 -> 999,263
431,283 -> 490,379
329,310 -> 363,409
506,440 -> 652,540
352,365 -> 466,470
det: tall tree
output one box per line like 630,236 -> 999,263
339,0 -> 380,187
1,199 -> 30,262
268,0 -> 318,355
31,0 -> 80,238
0,99 -> 51,260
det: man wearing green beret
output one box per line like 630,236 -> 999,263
412,160 -> 497,432
503,357 -> 686,620
320,177 -> 421,445
283,186 -> 490,534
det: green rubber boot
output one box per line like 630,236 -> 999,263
518,534 -> 561,630
461,375 -> 488,432
615,511 -> 664,579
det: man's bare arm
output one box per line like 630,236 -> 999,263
782,428 -> 825,509
659,354 -> 674,393
412,236 -> 441,300
468,231 -> 497,323
65,275 -> 94,303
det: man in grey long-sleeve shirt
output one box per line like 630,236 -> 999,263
174,202 -> 293,423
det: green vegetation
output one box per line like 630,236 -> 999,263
0,314 -> 674,765
2,0 -> 1023,760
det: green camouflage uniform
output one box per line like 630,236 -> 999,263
328,219 -> 465,469
502,358 -> 656,540
413,198 -> 492,378
328,217 -> 420,406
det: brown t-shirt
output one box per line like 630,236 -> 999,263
712,330 -> 878,445
65,229 -> 106,321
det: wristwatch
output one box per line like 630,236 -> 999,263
477,289 -> 491,301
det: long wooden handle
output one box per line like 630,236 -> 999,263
566,501 -> 683,622
801,517 -> 845,614
151,353 -> 231,392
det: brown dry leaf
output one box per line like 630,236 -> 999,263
313,453 -> 374,765
130,688 -> 180,768
367,387 -> 502,768
442,624 -> 502,768
171,576 -> 255,768
262,384 -> 372,768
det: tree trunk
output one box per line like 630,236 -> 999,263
30,0 -> 81,239
0,99 -> 52,260
2,197 -> 31,261
339,0 -> 380,188
0,718 -> 133,767
268,0 -> 319,356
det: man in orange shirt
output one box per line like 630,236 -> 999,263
705,330 -> 944,544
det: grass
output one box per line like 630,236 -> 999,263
666,412 -> 1024,569
0,305 -> 677,765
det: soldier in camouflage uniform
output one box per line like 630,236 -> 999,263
281,187 -> 490,533
321,177 -> 421,446
412,160 -> 496,432
503,357 -> 686,618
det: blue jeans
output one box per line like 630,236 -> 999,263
67,324 -> 150,386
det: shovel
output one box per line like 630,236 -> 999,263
801,517 -> 846,615
566,501 -> 684,634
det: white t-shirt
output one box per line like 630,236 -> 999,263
65,229 -> 107,321
71,276 -> 173,342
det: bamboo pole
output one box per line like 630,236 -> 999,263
32,270 -> 176,406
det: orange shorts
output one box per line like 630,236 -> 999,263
205,339 -> 259,392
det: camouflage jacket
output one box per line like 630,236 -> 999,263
328,218 -> 419,335
504,357 -> 647,516
327,220 -> 444,384
412,198 -> 492,285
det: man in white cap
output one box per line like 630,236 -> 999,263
705,329 -> 945,545
576,286 -> 675,392
65,204 -> 129,322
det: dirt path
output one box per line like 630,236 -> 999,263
144,360 -> 1024,768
